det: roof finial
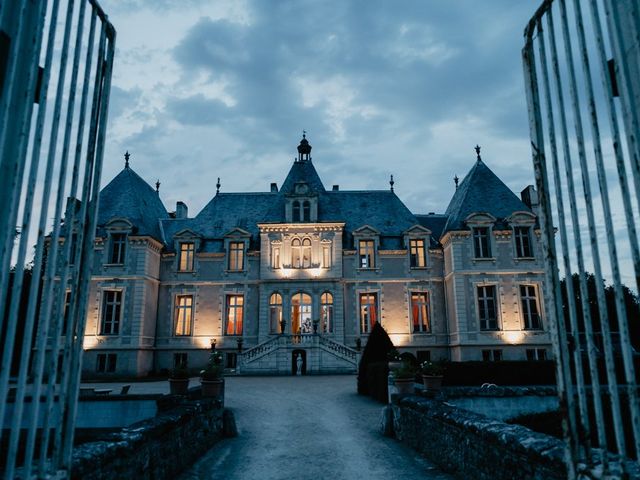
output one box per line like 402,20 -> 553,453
475,145 -> 481,162
389,174 -> 395,192
155,179 -> 160,193
124,151 -> 130,169
303,129 -> 306,139
454,174 -> 459,189
216,177 -> 221,195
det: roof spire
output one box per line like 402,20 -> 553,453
124,151 -> 130,169
155,179 -> 160,193
475,145 -> 481,162
389,174 -> 394,192
454,174 -> 459,189
297,131 -> 312,162
216,177 -> 221,195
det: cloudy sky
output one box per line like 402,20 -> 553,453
98,0 -> 539,216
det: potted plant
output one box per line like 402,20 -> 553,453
387,348 -> 402,372
200,350 -> 224,397
392,361 -> 417,395
169,363 -> 190,395
420,360 -> 445,392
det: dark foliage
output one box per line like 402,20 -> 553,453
442,361 -> 556,386
365,361 -> 389,403
357,322 -> 394,395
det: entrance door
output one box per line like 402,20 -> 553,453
291,292 -> 312,334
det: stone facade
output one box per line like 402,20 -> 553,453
59,136 -> 552,377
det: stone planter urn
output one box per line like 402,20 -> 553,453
422,375 -> 443,392
201,379 -> 224,398
169,378 -> 189,395
393,378 -> 415,395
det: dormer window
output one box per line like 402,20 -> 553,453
302,201 -> 310,221
229,242 -> 245,271
514,226 -> 532,258
473,227 -> 491,258
409,239 -> 427,268
293,201 -> 301,221
109,233 -> 126,264
178,242 -> 195,271
358,240 -> 375,268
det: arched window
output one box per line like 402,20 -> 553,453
269,293 -> 283,333
302,238 -> 311,267
302,201 -> 311,221
291,292 -> 312,334
292,201 -> 301,222
291,238 -> 301,268
320,292 -> 333,333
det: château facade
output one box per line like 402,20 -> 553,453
73,136 -> 551,376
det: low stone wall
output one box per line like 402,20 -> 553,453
391,396 -> 567,480
72,397 -> 229,479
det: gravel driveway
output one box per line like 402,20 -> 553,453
179,375 -> 452,480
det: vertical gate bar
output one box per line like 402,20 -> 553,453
558,0 -> 627,457
585,0 -> 640,462
523,17 -> 579,478
61,23 -> 114,470
22,0 -> 90,475
3,0 -> 78,476
38,8 -> 98,475
0,0 -> 61,449
0,0 -> 47,391
546,5 -> 612,462
603,0 -> 640,230
536,13 -> 598,459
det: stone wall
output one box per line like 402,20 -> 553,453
72,397 -> 228,479
391,395 -> 567,480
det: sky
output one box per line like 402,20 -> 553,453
98,0 -> 540,216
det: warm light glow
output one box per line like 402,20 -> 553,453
389,334 -> 410,347
504,330 -> 524,344
278,268 -> 291,278
196,336 -> 215,348
83,336 -> 99,349
311,268 -> 322,278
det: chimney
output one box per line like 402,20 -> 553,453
521,186 -> 539,216
332,185 -> 339,191
270,183 -> 278,192
176,201 -> 188,219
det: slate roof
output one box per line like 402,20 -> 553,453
443,159 -> 530,233
415,214 -> 449,246
280,159 -> 326,194
97,166 -> 168,240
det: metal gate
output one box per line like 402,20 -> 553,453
523,0 -> 639,477
0,0 -> 115,478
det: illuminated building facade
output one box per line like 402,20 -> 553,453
76,136 -> 551,376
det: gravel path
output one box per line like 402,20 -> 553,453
179,375 -> 452,480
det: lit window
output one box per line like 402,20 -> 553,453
410,292 -> 430,333
302,201 -> 311,221
225,295 -> 244,335
477,285 -> 498,330
409,239 -> 426,268
100,290 -> 122,335
322,244 -> 331,268
109,233 -> 126,264
269,293 -> 283,333
271,246 -> 280,269
96,353 -> 117,373
291,238 -> 301,268
514,227 -> 532,258
302,238 -> 311,268
358,240 -> 375,268
291,292 -> 312,334
520,285 -> 542,329
321,292 -> 333,333
174,295 -> 193,336
179,242 -> 195,271
228,242 -> 244,271
473,227 -> 491,258
359,292 -> 378,333
292,201 -> 301,221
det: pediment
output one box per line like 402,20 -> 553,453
353,225 -> 380,236
404,224 -> 431,236
224,227 -> 251,238
105,217 -> 134,230
174,228 -> 201,239
505,211 -> 536,225
464,212 -> 496,225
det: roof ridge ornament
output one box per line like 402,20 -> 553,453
297,131 -> 312,162
124,150 -> 130,169
216,177 -> 221,195
475,145 -> 481,162
454,174 -> 459,189
389,174 -> 394,192
155,179 -> 160,193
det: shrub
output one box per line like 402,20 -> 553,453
357,322 -> 394,395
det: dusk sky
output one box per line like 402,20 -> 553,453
98,0 -> 539,216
